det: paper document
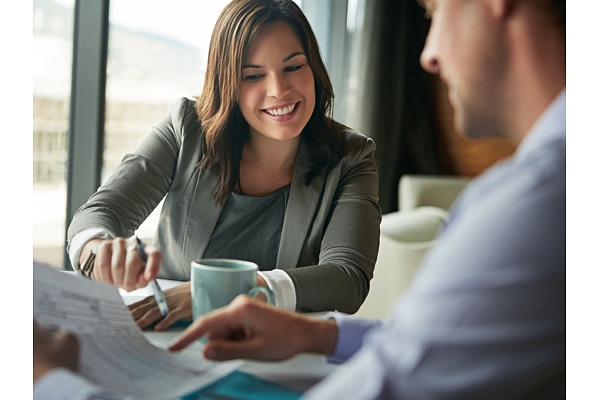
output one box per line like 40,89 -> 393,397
33,262 -> 240,400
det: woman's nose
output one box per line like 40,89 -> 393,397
267,73 -> 290,98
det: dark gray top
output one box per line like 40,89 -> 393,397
203,185 -> 290,271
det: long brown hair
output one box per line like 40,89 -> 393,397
196,0 -> 343,204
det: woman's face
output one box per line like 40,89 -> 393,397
238,21 -> 316,143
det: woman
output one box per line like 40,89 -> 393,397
68,0 -> 381,330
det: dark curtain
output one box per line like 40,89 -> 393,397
352,0 -> 440,214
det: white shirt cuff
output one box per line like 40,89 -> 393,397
257,270 -> 296,311
68,228 -> 116,271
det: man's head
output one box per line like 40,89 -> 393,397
419,0 -> 566,143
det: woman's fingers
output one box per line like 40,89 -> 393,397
122,240 -> 143,291
111,238 -> 128,288
140,246 -> 162,284
153,310 -> 184,331
129,296 -> 162,329
93,240 -> 113,283
136,307 -> 162,329
154,283 -> 193,330
128,283 -> 192,330
90,236 -> 157,291
128,296 -> 155,319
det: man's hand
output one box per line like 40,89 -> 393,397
129,282 -> 193,330
33,320 -> 80,382
168,295 -> 338,362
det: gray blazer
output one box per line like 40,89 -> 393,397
68,98 -> 381,313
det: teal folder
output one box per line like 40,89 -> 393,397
181,370 -> 303,400
144,319 -> 193,330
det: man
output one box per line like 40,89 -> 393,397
34,0 -> 566,398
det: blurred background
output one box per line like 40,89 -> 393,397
32,0 -> 515,269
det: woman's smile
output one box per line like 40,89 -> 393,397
262,102 -> 300,120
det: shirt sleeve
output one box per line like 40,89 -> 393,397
325,312 -> 382,363
67,227 -> 116,271
34,368 -> 134,400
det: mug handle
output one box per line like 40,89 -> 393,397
247,286 -> 275,305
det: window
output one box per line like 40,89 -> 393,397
32,0 -> 75,268
104,0 -> 231,240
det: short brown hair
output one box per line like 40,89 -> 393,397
196,0 -> 343,204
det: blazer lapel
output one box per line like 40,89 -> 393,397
276,142 -> 325,270
182,168 -> 223,276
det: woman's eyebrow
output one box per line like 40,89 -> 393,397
283,51 -> 305,62
242,51 -> 306,69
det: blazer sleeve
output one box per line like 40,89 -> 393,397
287,133 -> 382,313
67,98 -> 194,244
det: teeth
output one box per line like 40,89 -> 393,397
266,104 -> 296,116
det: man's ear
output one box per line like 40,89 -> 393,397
492,0 -> 517,19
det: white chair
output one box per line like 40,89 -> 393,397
399,174 -> 470,212
354,175 -> 470,319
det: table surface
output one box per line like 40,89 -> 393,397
121,279 -> 337,393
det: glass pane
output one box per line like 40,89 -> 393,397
33,0 -> 75,268
105,0 -> 230,240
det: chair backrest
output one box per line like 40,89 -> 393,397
355,206 -> 448,319
380,206 -> 447,243
399,174 -> 470,212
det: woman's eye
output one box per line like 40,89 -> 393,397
243,74 -> 262,81
285,65 -> 303,73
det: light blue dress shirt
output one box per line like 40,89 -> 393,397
310,90 -> 566,399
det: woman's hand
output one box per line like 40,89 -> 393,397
80,236 -> 162,292
128,282 -> 192,330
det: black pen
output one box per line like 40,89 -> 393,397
135,236 -> 169,317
